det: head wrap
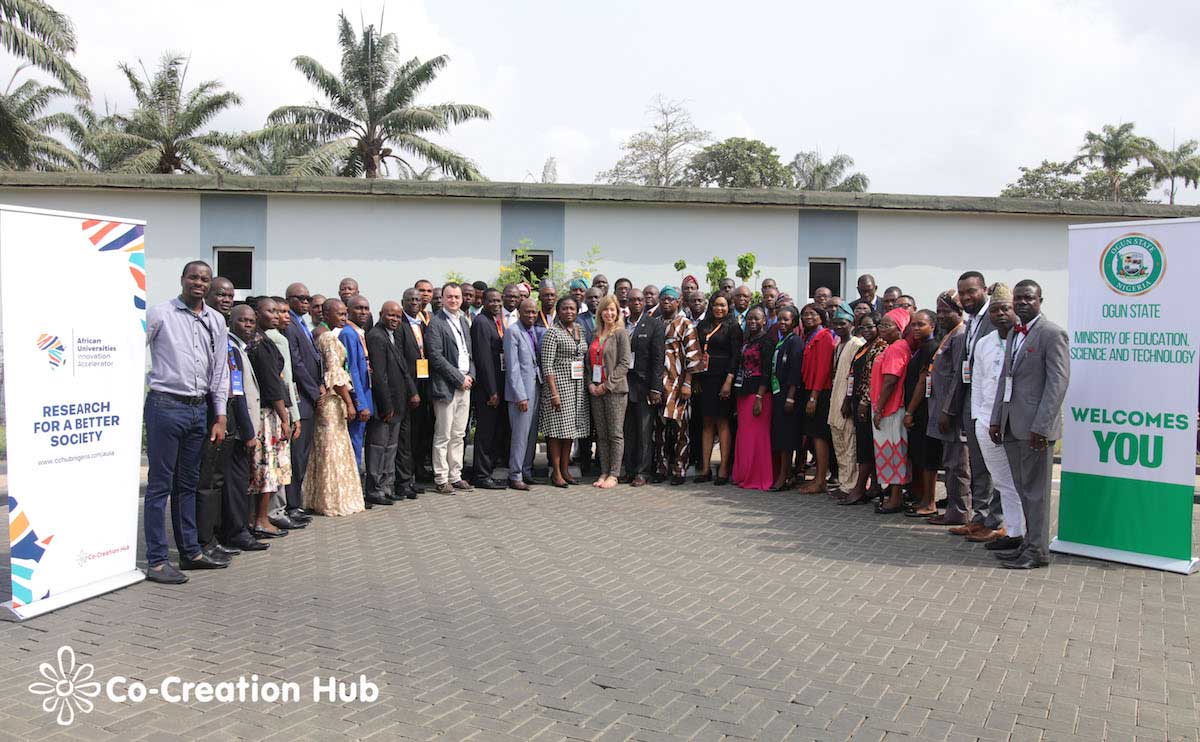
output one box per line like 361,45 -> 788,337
659,285 -> 681,300
682,274 -> 699,289
568,277 -> 590,291
833,304 -> 855,322
989,282 -> 1012,303
885,307 -> 910,334
936,289 -> 962,313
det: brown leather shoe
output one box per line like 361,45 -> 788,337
508,480 -> 530,491
630,476 -> 647,487
967,526 -> 1007,543
948,522 -> 986,536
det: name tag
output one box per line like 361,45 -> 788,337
499,354 -> 505,372
230,368 -> 244,396
961,360 -> 972,384
696,352 -> 710,374
846,375 -> 854,396
592,364 -> 603,384
629,351 -> 635,367
570,360 -> 584,380
416,359 -> 429,379
1003,376 -> 1013,403
925,374 -> 932,399
733,369 -> 744,388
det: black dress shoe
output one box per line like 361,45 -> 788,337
365,494 -> 394,506
180,552 -> 229,570
525,477 -> 544,486
993,548 -> 1025,561
476,478 -> 507,490
985,535 -> 1025,551
250,526 -> 287,539
617,475 -> 633,484
227,536 -> 268,551
285,508 -> 312,523
669,476 -> 686,486
1001,554 -> 1048,569
204,544 -> 237,560
651,474 -> 666,484
146,563 -> 189,584
270,514 -> 307,529
399,483 -> 425,495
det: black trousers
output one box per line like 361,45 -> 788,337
623,392 -> 656,477
196,433 -> 233,547
286,414 -> 314,510
220,441 -> 253,544
393,407 -> 416,491
471,397 -> 506,482
412,383 -> 434,477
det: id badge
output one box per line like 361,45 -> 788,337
592,364 -> 603,384
230,368 -> 244,396
961,360 -> 972,384
697,352 -> 710,374
570,360 -> 584,380
629,351 -> 635,367
536,367 -> 543,384
1003,376 -> 1013,403
846,375 -> 854,396
416,358 -> 430,379
499,354 -> 505,372
733,369 -> 745,388
925,374 -> 932,399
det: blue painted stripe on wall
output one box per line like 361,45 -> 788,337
500,201 -> 565,267
798,210 -> 858,299
200,194 -> 268,288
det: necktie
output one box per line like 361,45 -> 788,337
496,316 -> 504,338
1014,325 -> 1029,335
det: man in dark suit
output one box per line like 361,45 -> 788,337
622,288 -> 666,486
365,300 -> 416,505
945,270 -> 1004,540
470,288 -> 507,489
223,304 -> 268,552
284,282 -> 323,523
402,289 -> 435,482
391,289 -> 425,500
990,280 -> 1069,569
425,282 -> 476,494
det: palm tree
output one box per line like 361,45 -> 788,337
1137,139 -> 1200,205
228,137 -> 330,176
104,52 -> 242,174
259,12 -> 490,179
1071,123 -> 1155,202
42,101 -> 124,170
0,77 -> 78,170
1,0 -> 88,167
788,150 -> 870,192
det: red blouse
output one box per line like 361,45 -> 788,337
800,328 -> 836,391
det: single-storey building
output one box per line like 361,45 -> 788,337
1,172 -> 1197,323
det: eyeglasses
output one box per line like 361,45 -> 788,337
287,294 -> 312,302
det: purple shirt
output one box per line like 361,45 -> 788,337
146,297 -> 230,417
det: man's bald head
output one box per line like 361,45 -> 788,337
518,297 -> 539,328
380,300 -> 403,331
286,282 -> 311,315
347,295 -> 369,310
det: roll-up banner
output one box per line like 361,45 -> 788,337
1058,217 -> 1199,574
1,204 -> 147,619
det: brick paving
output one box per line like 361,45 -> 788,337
1,475 -> 1199,741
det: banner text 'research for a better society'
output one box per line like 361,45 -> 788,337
33,400 -> 121,447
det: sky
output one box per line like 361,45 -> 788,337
23,0 -> 1200,203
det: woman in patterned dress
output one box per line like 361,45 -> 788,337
539,296 -> 591,488
245,298 -> 293,539
302,299 -> 365,517
839,312 -> 887,505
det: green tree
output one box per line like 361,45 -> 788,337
0,77 -> 77,170
103,53 -> 241,173
686,137 -> 792,188
788,150 -> 870,191
229,137 -> 328,176
1,0 -> 89,168
1071,122 -> 1155,202
735,252 -> 758,284
705,257 -> 728,294
1137,139 -> 1200,205
260,12 -> 489,179
1001,159 -> 1154,202
44,101 -> 125,171
596,95 -> 709,186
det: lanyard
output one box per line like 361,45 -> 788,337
539,308 -> 554,327
410,319 -> 425,359
703,324 -> 722,347
444,311 -> 467,350
495,315 -> 504,338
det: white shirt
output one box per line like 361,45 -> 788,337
1012,313 -> 1041,357
970,330 -> 1006,421
964,298 -> 991,363
504,308 -> 520,327
443,308 -> 470,373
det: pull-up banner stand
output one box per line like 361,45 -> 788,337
1,204 -> 147,619
1057,217 -> 1199,574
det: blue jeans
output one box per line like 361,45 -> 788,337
144,391 -> 206,566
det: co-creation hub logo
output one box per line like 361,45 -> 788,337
29,645 -> 380,726
36,334 -> 66,369
1101,232 -> 1165,296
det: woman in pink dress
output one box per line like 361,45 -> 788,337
732,307 -> 776,491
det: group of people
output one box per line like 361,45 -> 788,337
142,262 -> 1069,584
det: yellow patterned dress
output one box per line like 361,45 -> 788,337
302,332 -> 365,516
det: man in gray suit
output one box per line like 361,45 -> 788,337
946,270 -> 1005,539
425,282 -> 476,494
926,290 -> 971,526
989,279 -> 1070,569
504,299 -> 545,490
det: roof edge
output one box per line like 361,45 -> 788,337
1,172 -> 1197,219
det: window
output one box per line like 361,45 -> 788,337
808,258 -> 844,300
214,247 -> 253,295
523,250 -> 553,281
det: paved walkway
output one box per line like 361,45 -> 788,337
1,478 -> 1198,741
